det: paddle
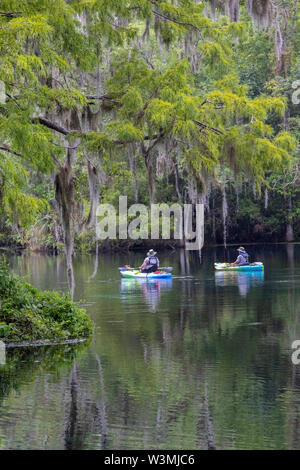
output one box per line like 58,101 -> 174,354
119,266 -> 173,272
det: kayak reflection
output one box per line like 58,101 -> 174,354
215,271 -> 264,297
121,278 -> 173,312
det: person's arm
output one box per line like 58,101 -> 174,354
231,255 -> 240,266
139,258 -> 147,270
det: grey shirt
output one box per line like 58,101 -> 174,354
236,253 -> 249,265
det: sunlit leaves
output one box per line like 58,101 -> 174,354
0,0 -> 297,238
0,153 -> 49,227
120,87 -> 144,117
201,41 -> 232,70
145,99 -> 174,127
107,121 -> 144,142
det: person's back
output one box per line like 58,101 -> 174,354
236,252 -> 249,266
145,255 -> 159,270
232,247 -> 250,267
140,249 -> 159,273
236,247 -> 249,266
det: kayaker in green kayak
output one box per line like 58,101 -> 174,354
139,249 -> 160,273
231,247 -> 250,267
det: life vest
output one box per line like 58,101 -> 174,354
147,256 -> 159,266
238,252 -> 249,265
142,255 -> 159,273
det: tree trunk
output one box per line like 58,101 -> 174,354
212,192 -> 216,242
85,159 -> 100,229
143,151 -> 156,204
54,140 -> 80,297
286,195 -> 294,242
128,146 -> 139,203
228,0 -> 240,22
222,168 -> 228,248
210,0 -> 216,20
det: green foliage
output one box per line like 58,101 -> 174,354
74,230 -> 97,253
0,0 -> 299,250
0,260 -> 92,341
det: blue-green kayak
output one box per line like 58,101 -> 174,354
214,262 -> 264,272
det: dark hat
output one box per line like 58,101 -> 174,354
237,247 -> 246,253
147,249 -> 157,256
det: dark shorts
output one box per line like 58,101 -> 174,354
141,265 -> 158,273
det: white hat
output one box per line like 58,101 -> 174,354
147,249 -> 157,256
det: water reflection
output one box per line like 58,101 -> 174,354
3,246 -> 300,449
121,278 -> 173,312
215,271 -> 264,297
0,343 -> 87,404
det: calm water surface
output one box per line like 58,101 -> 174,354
1,245 -> 300,450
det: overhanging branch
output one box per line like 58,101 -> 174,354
149,0 -> 202,33
194,120 -> 224,135
0,11 -> 22,18
86,95 -> 121,106
37,117 -> 77,136
0,143 -> 22,157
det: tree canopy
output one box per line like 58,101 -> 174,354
0,0 -> 299,270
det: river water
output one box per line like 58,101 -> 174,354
1,244 -> 300,450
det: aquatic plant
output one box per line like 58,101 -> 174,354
0,261 -> 92,342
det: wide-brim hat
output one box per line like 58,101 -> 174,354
147,249 -> 157,256
237,247 -> 246,253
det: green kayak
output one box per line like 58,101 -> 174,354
121,270 -> 172,279
214,262 -> 264,272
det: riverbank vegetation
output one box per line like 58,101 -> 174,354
0,261 -> 92,342
0,1 -> 299,257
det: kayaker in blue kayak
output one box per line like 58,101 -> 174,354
140,249 -> 160,273
231,247 -> 250,267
